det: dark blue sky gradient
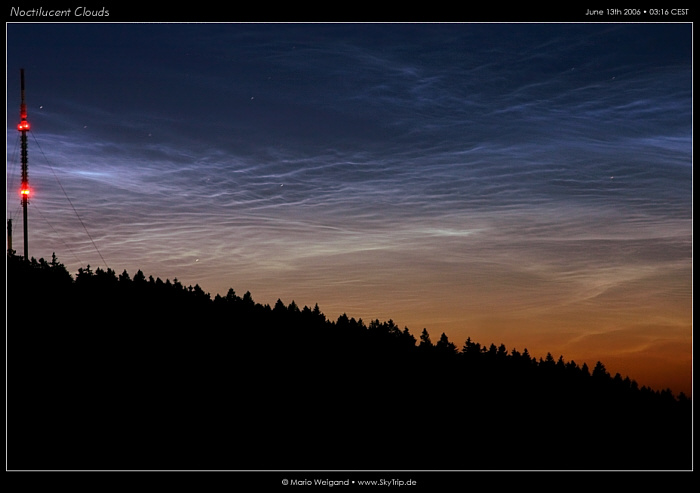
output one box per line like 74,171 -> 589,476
6,23 -> 692,395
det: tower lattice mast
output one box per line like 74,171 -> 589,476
18,68 -> 31,261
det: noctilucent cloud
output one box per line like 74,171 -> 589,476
6,23 -> 692,396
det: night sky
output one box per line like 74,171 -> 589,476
6,22 -> 692,396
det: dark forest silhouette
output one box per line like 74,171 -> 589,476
7,253 -> 692,470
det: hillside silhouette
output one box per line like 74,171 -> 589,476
7,253 -> 692,471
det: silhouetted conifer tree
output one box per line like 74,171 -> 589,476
419,328 -> 432,349
436,332 -> 457,355
119,269 -> 131,283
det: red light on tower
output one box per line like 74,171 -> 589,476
18,97 -> 29,131
20,187 -> 30,197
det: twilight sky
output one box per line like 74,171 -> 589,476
6,22 -> 692,396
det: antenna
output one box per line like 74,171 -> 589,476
7,218 -> 13,256
18,68 -> 30,261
